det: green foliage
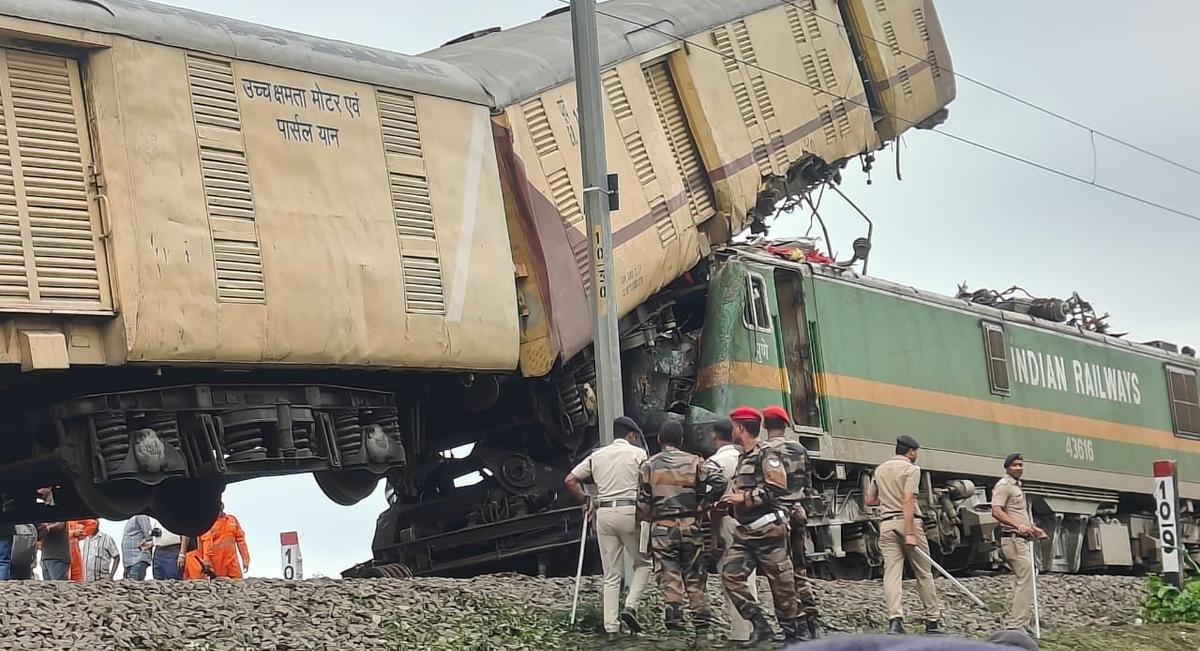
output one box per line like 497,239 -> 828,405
1142,574 -> 1200,624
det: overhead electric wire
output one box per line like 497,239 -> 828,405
776,0 -> 1200,179
552,0 -> 1200,225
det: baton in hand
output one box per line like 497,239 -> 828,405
1029,540 -> 1041,639
895,531 -> 988,610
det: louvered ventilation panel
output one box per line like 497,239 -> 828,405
732,22 -> 787,172
0,98 -> 24,299
898,66 -> 914,97
805,11 -> 822,41
521,97 -> 589,289
378,91 -> 422,158
602,70 -> 675,247
874,0 -> 888,13
186,54 -> 265,303
819,106 -> 837,144
186,55 -> 241,132
913,8 -> 942,78
0,50 -> 108,310
816,49 -> 837,93
401,254 -> 445,315
377,89 -> 446,315
786,7 -> 807,45
643,61 -> 716,226
882,22 -> 902,57
713,27 -> 771,179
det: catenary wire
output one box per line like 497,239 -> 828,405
552,0 -> 1200,225
775,0 -> 1200,179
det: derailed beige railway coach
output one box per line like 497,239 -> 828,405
0,0 -> 517,534
428,0 -> 954,380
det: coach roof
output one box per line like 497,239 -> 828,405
0,0 -> 490,105
424,0 -> 784,108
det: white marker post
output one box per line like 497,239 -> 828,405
1153,460 -> 1182,587
280,531 -> 303,580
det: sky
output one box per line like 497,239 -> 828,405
91,0 -> 1199,578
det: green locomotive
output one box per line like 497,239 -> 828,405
646,244 -> 1198,575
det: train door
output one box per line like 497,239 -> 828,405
774,268 -> 818,429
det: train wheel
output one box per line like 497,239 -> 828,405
71,478 -> 153,521
151,479 -> 223,536
314,470 -> 379,506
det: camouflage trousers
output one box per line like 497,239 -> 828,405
787,506 -> 819,618
720,516 -> 799,627
650,516 -> 712,629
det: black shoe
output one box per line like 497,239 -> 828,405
807,616 -> 823,640
887,618 -> 906,635
739,616 -> 774,648
789,619 -> 814,642
924,620 -> 946,635
620,607 -> 643,634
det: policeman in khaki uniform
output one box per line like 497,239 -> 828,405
719,406 -> 801,646
564,416 -> 651,639
762,405 -> 820,640
865,435 -> 945,635
991,452 -> 1047,632
636,421 -> 727,632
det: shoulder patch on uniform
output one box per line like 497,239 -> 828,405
767,458 -> 782,468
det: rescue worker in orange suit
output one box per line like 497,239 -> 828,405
67,519 -> 99,581
180,534 -> 208,580
200,504 -> 250,578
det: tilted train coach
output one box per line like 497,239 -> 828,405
0,0 -> 956,550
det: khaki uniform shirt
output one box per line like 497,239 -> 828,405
570,438 -> 647,501
991,475 -> 1030,533
872,455 -> 922,519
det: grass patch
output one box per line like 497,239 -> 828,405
1037,624 -> 1200,651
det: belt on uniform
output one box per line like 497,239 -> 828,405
740,511 -> 783,531
596,499 -> 637,509
653,512 -> 697,522
999,531 -> 1028,538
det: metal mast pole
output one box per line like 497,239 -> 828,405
570,0 -> 623,445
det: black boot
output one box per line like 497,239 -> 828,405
887,618 -> 906,635
807,615 -> 822,640
789,618 -> 814,642
924,620 -> 946,635
620,607 -> 643,634
739,615 -> 774,648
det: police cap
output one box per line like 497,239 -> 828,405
729,406 -> 762,422
896,435 -> 920,450
1003,452 -> 1023,468
613,416 -> 642,436
762,405 -> 789,424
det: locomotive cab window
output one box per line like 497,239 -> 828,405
981,321 -> 1010,396
1167,365 -> 1200,439
744,273 -> 771,332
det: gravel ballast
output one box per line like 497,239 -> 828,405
0,573 -> 1147,650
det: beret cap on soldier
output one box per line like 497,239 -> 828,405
762,405 -> 789,423
896,435 -> 920,450
1003,452 -> 1023,468
729,406 -> 762,421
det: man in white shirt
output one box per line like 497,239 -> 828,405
79,528 -> 119,582
564,416 -> 651,640
151,520 -> 184,580
706,418 -> 758,643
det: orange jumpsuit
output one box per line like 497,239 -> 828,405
67,519 -> 98,581
200,513 -> 249,578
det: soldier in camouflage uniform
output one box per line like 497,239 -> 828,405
637,421 -> 727,632
718,407 -> 802,646
763,405 -> 820,640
